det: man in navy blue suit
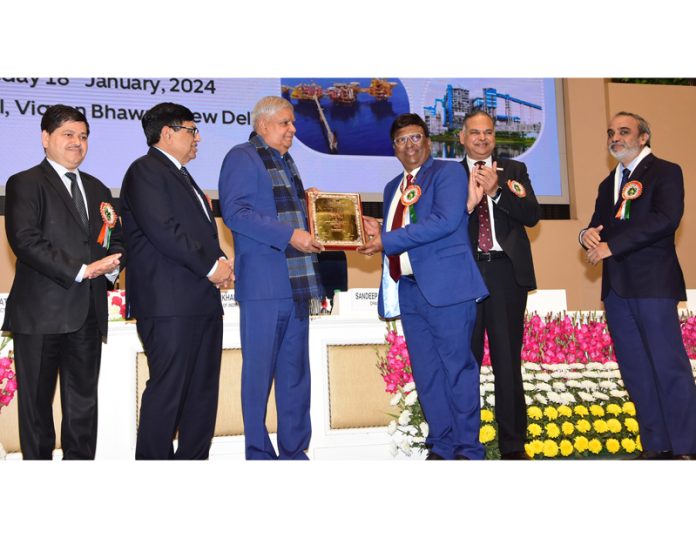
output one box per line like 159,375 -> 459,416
218,96 -> 324,460
360,113 -> 488,460
581,111 -> 696,459
121,102 -> 233,459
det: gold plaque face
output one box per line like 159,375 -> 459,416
306,191 -> 366,250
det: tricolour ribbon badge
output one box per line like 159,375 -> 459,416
97,202 -> 118,249
615,180 -> 643,220
401,184 -> 421,223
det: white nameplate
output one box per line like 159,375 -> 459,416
0,293 -> 7,328
220,290 -> 239,319
332,288 -> 379,317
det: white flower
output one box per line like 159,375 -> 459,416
523,382 -> 535,391
524,363 -> 542,371
547,391 -> 562,404
586,362 -> 603,370
412,437 -> 425,443
522,373 -> 535,381
482,382 -> 495,393
535,373 -> 552,382
566,380 -> 581,388
403,382 -> 416,393
610,390 -> 629,398
404,425 -> 418,435
578,391 -> 595,402
480,365 -> 492,375
592,392 -> 610,401
580,380 -> 598,391
399,439 -> 413,456
480,373 -> 496,383
387,420 -> 397,435
389,441 -> 399,457
551,372 -> 568,379
560,392 -> 576,404
480,384 -> 488,395
389,393 -> 402,406
552,382 -> 567,392
569,363 -> 586,370
536,382 -> 552,392
599,381 -> 618,390
542,363 -> 559,371
525,395 -> 533,405
486,395 -> 496,407
534,394 -> 548,405
565,372 -> 584,379
604,361 -> 620,370
420,422 -> 429,438
398,410 -> 412,426
404,391 -> 419,406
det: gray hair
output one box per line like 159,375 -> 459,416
252,96 -> 293,131
614,111 -> 651,147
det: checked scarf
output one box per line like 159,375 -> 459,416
249,132 -> 324,317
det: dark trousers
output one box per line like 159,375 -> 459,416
13,301 -> 102,460
471,257 -> 528,455
398,276 -> 484,460
604,291 -> 696,455
135,315 -> 223,460
239,298 -> 311,460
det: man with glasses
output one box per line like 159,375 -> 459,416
581,111 -> 696,460
360,113 -> 488,460
120,102 -> 233,459
460,110 -> 540,460
218,96 -> 323,460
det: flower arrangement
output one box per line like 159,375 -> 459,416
378,312 -> 696,459
107,289 -> 126,321
0,336 -> 16,412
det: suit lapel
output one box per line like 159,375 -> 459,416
40,160 -> 89,235
148,148 -> 216,228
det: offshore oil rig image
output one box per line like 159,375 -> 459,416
281,79 -> 399,154
282,79 -> 398,105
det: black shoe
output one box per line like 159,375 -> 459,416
425,451 -> 445,460
673,454 -> 696,460
501,450 -> 531,460
628,450 -> 673,460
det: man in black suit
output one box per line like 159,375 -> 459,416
581,111 -> 696,459
460,110 -> 540,460
3,105 -> 124,459
120,102 -> 233,460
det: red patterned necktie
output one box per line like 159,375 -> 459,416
474,161 -> 493,252
388,173 -> 414,282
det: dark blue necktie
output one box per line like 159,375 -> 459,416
620,168 -> 631,190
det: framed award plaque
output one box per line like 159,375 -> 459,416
306,191 -> 366,250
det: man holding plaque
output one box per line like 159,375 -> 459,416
580,111 -> 696,459
218,96 -> 324,460
360,113 -> 488,460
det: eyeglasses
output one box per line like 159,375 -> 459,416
168,125 -> 199,136
393,133 -> 424,147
